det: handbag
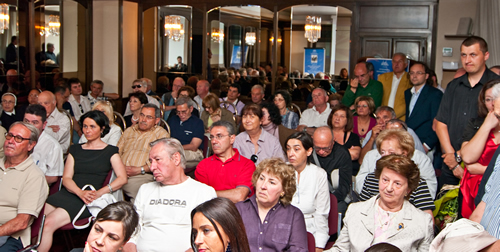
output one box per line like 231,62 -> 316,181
72,184 -> 117,229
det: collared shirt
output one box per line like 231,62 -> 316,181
194,92 -> 210,111
409,85 -> 424,116
233,128 -> 285,165
341,79 -> 384,107
387,73 -> 403,108
123,94 -> 160,116
168,115 -> 204,149
32,131 -> 64,176
195,148 -> 255,194
116,124 -> 169,167
236,195 -> 308,252
68,94 -> 92,121
79,124 -> 122,146
86,91 -> 108,108
298,103 -> 332,128
480,156 -> 500,238
0,156 -> 48,247
220,97 -> 245,116
45,108 -> 71,154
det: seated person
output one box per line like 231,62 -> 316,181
236,158 -> 308,252
79,101 -> 122,146
0,125 -> 5,159
261,102 -> 297,152
233,104 -> 285,165
124,92 -> 148,128
328,156 -> 434,251
297,87 -> 332,136
24,104 -> 64,185
272,90 -> 299,129
352,96 -> 377,142
1,93 -> 25,130
220,83 -> 245,124
164,86 -> 200,121
0,122 -> 48,251
124,138 -> 216,252
38,91 -> 71,154
287,132 -> 330,250
168,96 -> 205,163
196,121 -> 255,203
356,126 -> 437,199
201,93 -> 235,132
39,111 -> 128,251
123,79 -> 160,116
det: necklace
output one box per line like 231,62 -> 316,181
132,116 -> 139,122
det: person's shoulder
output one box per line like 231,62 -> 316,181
187,178 -> 216,193
235,131 -> 248,140
333,142 -> 350,156
105,144 -> 119,153
424,85 -> 443,96
377,72 -> 393,81
307,163 -> 328,176
369,79 -> 384,87
364,149 -> 379,159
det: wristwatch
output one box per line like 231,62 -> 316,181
455,152 -> 462,163
141,166 -> 145,175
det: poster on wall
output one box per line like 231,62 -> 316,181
304,48 -> 325,76
366,58 -> 410,80
230,45 -> 242,69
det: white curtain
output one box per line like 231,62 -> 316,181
474,0 -> 500,66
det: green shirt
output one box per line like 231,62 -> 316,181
341,79 -> 384,108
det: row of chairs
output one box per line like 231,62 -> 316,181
307,193 -> 343,251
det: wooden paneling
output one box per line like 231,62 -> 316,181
363,38 -> 392,58
359,5 -> 430,29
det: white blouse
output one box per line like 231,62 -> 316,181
79,124 -> 122,146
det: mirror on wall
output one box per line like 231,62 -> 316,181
35,0 -> 60,74
0,1 -> 19,75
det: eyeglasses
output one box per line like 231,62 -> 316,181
176,110 -> 189,115
5,132 -> 30,143
250,154 -> 258,163
314,145 -> 333,153
209,134 -> 229,141
132,84 -> 143,89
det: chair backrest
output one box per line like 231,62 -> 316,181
49,176 -> 62,195
113,111 -> 126,131
329,193 -> 338,236
151,95 -> 163,106
221,100 -> 237,115
159,118 -> 170,133
202,135 -> 210,158
291,103 -> 302,117
307,232 -> 315,252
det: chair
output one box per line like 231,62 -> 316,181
325,193 -> 340,250
113,111 -> 126,131
159,118 -> 170,134
307,232 -> 316,252
49,177 -> 62,196
184,135 -> 210,176
61,110 -> 74,155
151,95 -> 163,106
19,214 -> 45,252
291,103 -> 302,117
221,101 -> 237,116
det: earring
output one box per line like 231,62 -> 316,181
280,192 -> 285,197
225,242 -> 232,252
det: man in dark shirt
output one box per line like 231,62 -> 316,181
435,36 -> 500,188
311,126 -> 352,215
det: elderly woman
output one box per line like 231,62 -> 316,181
79,101 -> 122,146
236,158 -> 308,252
124,92 -> 148,128
201,93 -> 235,131
353,96 -> 376,142
459,80 -> 500,218
328,104 -> 361,175
261,102 -> 296,151
273,90 -> 299,129
287,132 -> 330,251
233,104 -> 285,165
329,155 -> 434,252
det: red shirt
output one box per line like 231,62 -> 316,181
195,148 -> 255,196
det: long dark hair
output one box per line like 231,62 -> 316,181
191,198 -> 250,252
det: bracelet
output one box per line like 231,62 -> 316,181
451,164 -> 460,171
108,184 -> 113,193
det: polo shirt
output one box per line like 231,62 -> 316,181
0,156 -> 48,247
298,103 -> 332,128
195,148 -> 255,195
233,129 -> 285,165
168,115 -> 204,150
341,79 -> 384,107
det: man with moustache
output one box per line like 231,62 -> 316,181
124,138 -> 216,252
195,121 -> 255,203
117,104 -> 170,201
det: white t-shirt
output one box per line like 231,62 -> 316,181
32,131 -> 64,176
298,103 -> 332,128
129,177 -> 216,252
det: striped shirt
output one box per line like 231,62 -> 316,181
117,125 -> 169,168
480,156 -> 500,238
359,173 -> 435,211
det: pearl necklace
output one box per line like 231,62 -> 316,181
132,116 -> 139,122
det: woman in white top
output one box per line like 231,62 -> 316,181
79,101 -> 122,146
287,131 -> 330,251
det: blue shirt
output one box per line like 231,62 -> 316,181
168,115 -> 204,150
480,156 -> 500,238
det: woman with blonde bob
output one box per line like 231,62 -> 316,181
236,158 -> 308,252
79,100 -> 122,146
329,155 -> 434,252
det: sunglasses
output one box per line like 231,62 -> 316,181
132,84 -> 143,89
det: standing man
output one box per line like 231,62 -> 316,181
341,62 -> 384,109
0,122 -> 48,251
174,56 -> 188,72
45,43 -> 58,65
194,79 -> 210,110
379,53 -> 412,120
162,77 -> 185,120
37,91 -> 71,154
435,36 -> 499,187
5,36 -> 17,65
86,80 -> 119,108
405,62 -> 443,155
123,79 -> 160,116
196,121 -> 255,203
123,138 -> 216,252
297,88 -> 332,136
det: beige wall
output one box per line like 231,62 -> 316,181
122,1 -> 138,96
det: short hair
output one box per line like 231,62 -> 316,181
261,102 -> 282,125
47,43 -> 54,49
11,36 -> 16,43
327,104 -> 353,132
79,110 -> 111,137
129,92 -> 148,105
132,79 -> 147,87
393,52 -> 407,60
68,78 -> 80,86
177,56 -> 182,60
241,103 -> 262,119
93,101 -> 115,124
2,92 -> 17,106
91,80 -> 104,86
286,132 -> 314,164
375,106 -> 396,119
142,103 -> 161,119
375,129 -> 415,158
251,84 -> 264,94
479,79 -> 500,117
386,119 -> 408,131
410,61 -> 428,72
354,96 -> 376,114
252,158 -> 296,206
202,93 -> 221,112
95,201 -> 139,243
150,138 -> 186,169
375,155 -> 420,199
312,87 -> 328,97
54,84 -> 69,96
229,83 -> 241,94
190,198 -> 250,252
25,104 -> 47,123
10,122 -> 40,150
210,120 -> 236,136
175,96 -> 194,109
365,242 -> 402,252
273,90 -> 292,107
462,36 -> 488,53
178,86 -> 195,99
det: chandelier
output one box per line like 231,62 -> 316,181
0,4 -> 9,34
211,28 -> 224,43
304,16 -> 321,43
48,15 -> 60,36
245,32 -> 256,46
164,15 -> 184,41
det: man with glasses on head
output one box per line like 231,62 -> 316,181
0,93 -> 25,130
341,61 -> 383,110
311,126 -> 352,215
168,97 -> 204,163
195,120 -> 255,203
0,122 -> 48,251
124,79 -> 160,116
117,104 -> 170,201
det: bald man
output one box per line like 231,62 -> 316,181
194,80 -> 211,110
161,77 -> 185,120
38,91 -> 71,154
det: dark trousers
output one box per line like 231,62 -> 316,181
0,237 -> 23,252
